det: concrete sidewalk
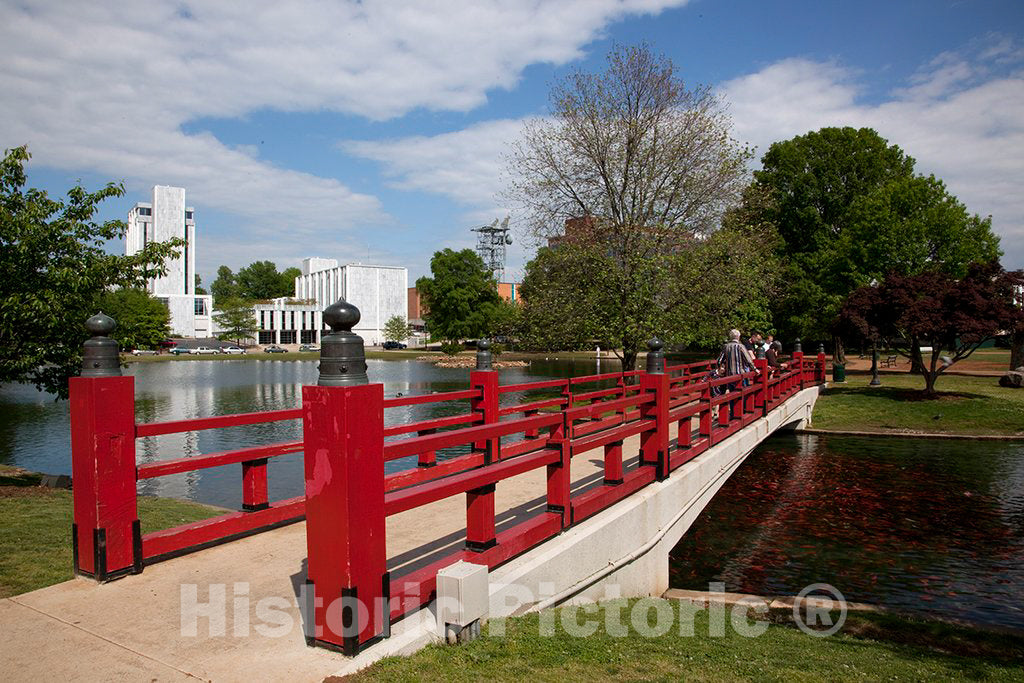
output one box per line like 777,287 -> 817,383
1,428 -> 644,681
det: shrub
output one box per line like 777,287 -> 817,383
440,342 -> 463,356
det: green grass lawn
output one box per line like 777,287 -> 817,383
813,372 -> 1024,436
351,601 -> 1024,682
0,470 -> 222,598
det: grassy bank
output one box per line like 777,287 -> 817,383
812,372 -> 1024,437
351,600 -> 1024,681
0,466 -> 222,598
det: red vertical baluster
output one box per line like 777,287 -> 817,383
242,458 -> 269,511
417,428 -> 437,467
604,440 -> 624,485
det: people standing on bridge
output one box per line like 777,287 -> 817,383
762,334 -> 774,355
718,329 -> 757,391
708,362 -> 728,397
765,340 -> 787,376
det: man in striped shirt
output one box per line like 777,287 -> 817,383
718,328 -> 758,391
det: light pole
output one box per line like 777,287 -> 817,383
869,340 -> 881,386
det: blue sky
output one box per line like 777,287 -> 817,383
2,0 -> 1022,287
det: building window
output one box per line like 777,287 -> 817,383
185,210 -> 193,220
139,207 -> 151,216
280,330 -> 296,345
258,310 -> 265,330
301,329 -> 316,344
194,298 -> 207,316
258,330 -> 275,345
289,311 -> 296,329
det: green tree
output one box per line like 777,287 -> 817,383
518,224 -> 776,369
213,298 -> 257,345
95,289 -> 170,351
750,127 -> 1001,359
416,249 -> 501,345
0,146 -> 182,397
194,273 -> 207,295
280,267 -> 301,298
383,315 -> 408,342
506,44 -> 760,369
236,260 -> 291,300
210,265 -> 240,305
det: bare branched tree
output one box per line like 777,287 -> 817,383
505,45 -> 764,370
506,44 -> 752,254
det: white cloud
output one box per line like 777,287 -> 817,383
342,118 -> 526,213
0,0 -> 688,274
722,44 -> 1024,268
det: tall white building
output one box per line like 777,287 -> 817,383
295,259 -> 407,342
252,258 -> 407,346
125,186 -> 213,338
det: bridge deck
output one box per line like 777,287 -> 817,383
1,423 -> 669,681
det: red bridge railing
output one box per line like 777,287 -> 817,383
70,343 -> 824,654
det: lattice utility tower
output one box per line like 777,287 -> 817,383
472,216 -> 512,281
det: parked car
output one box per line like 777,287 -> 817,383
263,345 -> 287,353
130,349 -> 158,356
382,341 -> 407,350
298,344 -> 320,352
189,346 -> 220,355
168,346 -> 191,355
220,346 -> 246,355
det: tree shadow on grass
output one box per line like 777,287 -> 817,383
824,386 -> 990,402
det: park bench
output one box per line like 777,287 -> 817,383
882,355 -> 898,367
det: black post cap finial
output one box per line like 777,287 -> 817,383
646,338 -> 665,374
81,312 -> 121,377
318,299 -> 368,386
794,338 -> 802,353
817,343 -> 825,354
476,338 -> 493,371
755,344 -> 765,360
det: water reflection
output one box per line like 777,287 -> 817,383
669,433 -> 1024,630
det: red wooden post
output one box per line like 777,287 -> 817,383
70,374 -> 141,581
303,382 -> 387,655
640,339 -> 670,480
793,349 -> 805,390
241,459 -> 269,511
546,412 -> 572,526
467,343 -> 501,547
470,369 -> 500,461
604,440 -> 624,485
817,346 -> 827,384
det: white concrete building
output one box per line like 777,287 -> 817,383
125,186 -> 213,338
251,259 -> 408,347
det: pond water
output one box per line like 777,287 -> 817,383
669,432 -> 1024,630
